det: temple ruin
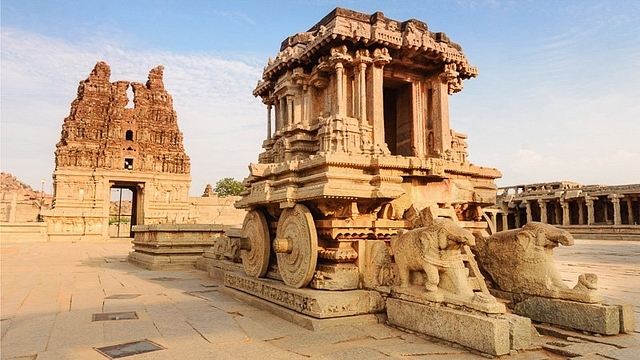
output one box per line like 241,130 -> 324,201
45,62 -> 192,241
494,182 -> 640,240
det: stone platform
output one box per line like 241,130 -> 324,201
128,224 -> 225,270
223,272 -> 385,319
386,298 -> 514,356
513,296 -> 635,335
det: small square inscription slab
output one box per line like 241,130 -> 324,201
92,311 -> 138,322
94,339 -> 164,358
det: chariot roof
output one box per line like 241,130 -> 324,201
254,7 -> 477,97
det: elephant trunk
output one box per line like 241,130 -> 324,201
548,229 -> 574,246
547,230 -> 574,246
450,230 -> 475,247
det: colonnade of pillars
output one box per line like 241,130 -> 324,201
498,194 -> 640,231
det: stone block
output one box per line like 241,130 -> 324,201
127,252 -> 200,270
542,340 -> 619,358
223,272 -> 384,319
618,303 -> 636,333
386,298 -> 510,356
514,297 -> 620,335
502,313 -> 532,350
219,286 -> 381,331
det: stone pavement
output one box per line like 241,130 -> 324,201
1,239 -> 638,359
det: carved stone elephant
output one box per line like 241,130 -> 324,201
390,218 -> 475,292
474,222 -> 599,302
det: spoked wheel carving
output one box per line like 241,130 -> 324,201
240,209 -> 271,278
274,204 -> 318,288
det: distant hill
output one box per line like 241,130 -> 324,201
0,172 -> 47,200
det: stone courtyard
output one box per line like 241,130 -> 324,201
1,238 -> 638,359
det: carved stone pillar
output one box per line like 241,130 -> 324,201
354,51 -> 370,124
266,104 -> 272,140
585,197 -> 595,225
412,81 -> 425,158
610,194 -> 622,226
367,48 -> 391,153
525,201 -> 533,224
538,199 -> 547,224
431,77 -> 451,156
335,62 -> 346,117
577,199 -> 584,225
301,86 -> 310,127
627,198 -> 635,225
501,212 -> 509,231
286,96 -> 294,127
555,202 -> 562,225
514,203 -> 521,228
277,98 -> 285,131
561,200 -> 570,226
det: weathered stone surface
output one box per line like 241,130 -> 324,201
127,252 -> 202,270
514,297 -> 621,335
502,313 -> 532,350
596,347 -> 640,360
219,285 -> 381,331
618,303 -> 637,333
474,222 -> 601,303
534,323 -> 640,350
223,272 -> 385,319
542,340 -> 619,358
386,298 -> 510,356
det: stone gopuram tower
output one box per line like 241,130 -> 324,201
46,62 -> 191,241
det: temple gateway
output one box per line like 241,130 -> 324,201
45,62 -> 192,241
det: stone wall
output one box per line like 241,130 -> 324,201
188,196 -> 246,226
1,193 -> 41,222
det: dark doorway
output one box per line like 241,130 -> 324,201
109,186 -> 137,237
383,79 -> 413,156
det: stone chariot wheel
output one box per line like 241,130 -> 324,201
240,209 -> 271,278
273,203 -> 318,288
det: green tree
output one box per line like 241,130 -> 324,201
213,177 -> 245,197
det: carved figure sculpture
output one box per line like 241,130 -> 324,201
212,235 -> 242,262
391,218 -> 475,292
474,222 -> 601,302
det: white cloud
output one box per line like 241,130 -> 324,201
1,27 -> 265,194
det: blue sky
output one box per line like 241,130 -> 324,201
2,0 -> 639,195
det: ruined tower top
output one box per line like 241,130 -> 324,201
55,61 -> 190,174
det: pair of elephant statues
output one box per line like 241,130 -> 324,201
390,217 -> 598,302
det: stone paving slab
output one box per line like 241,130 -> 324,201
1,240 -> 639,359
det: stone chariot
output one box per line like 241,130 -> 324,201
235,8 -> 501,291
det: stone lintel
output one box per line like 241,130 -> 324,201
223,272 -> 384,319
386,298 -> 511,356
513,296 -> 621,335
